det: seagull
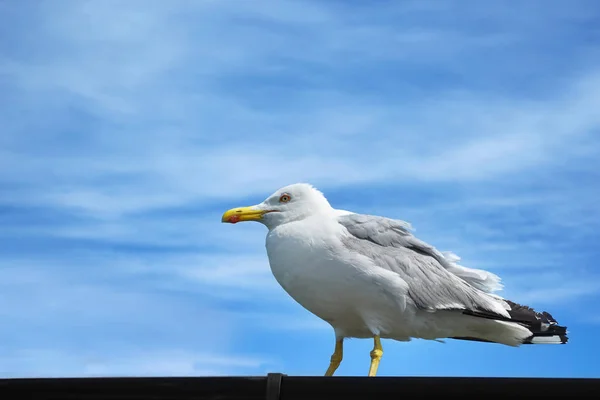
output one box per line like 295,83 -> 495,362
221,183 -> 568,376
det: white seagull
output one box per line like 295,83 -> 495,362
221,183 -> 568,376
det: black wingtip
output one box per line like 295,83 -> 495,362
460,299 -> 570,345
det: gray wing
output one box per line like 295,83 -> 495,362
337,213 -> 503,293
337,213 -> 509,317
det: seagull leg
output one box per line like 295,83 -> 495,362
368,335 -> 383,377
324,338 -> 344,376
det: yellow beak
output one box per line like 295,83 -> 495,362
221,206 -> 266,224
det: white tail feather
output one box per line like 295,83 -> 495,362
529,335 -> 566,344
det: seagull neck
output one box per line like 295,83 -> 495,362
265,211 -> 337,231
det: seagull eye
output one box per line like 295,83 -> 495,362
279,194 -> 291,203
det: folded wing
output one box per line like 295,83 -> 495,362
337,212 -> 510,317
337,213 -> 503,293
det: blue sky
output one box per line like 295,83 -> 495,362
1,0 -> 600,378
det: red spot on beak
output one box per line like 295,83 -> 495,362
228,215 -> 240,224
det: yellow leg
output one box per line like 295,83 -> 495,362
368,335 -> 383,377
324,338 -> 344,376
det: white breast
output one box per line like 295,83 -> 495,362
265,218 -> 348,311
264,217 -> 413,338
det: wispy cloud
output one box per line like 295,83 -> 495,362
0,349 -> 270,378
3,0 -> 600,217
1,0 -> 600,377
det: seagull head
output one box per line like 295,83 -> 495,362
221,183 -> 333,229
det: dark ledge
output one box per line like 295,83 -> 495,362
1,373 -> 599,399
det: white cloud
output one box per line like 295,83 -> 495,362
1,0 -> 599,219
500,272 -> 600,309
510,283 -> 600,307
3,73 -> 599,219
0,349 -> 271,378
0,257 -> 287,377
228,311 -> 330,332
